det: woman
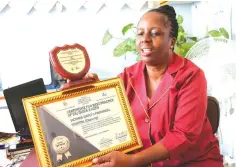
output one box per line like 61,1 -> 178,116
91,5 -> 223,167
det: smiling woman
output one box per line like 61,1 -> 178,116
136,9 -> 177,67
91,5 -> 224,167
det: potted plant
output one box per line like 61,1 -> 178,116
102,15 -> 229,59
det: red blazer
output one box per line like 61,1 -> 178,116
119,53 -> 223,167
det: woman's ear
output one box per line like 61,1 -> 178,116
170,37 -> 176,50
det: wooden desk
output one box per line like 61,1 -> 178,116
20,149 -> 39,167
0,149 -> 38,167
0,149 -> 22,167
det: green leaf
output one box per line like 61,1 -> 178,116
175,46 -> 185,57
181,42 -> 195,50
177,15 -> 183,25
187,37 -> 198,42
178,25 -> 184,33
134,50 -> 139,56
122,23 -> 134,35
126,38 -> 136,51
124,45 -> 132,51
113,38 -> 131,57
208,30 -> 221,37
113,40 -> 127,57
176,42 -> 195,57
136,55 -> 140,61
219,28 -> 229,39
177,32 -> 185,44
113,38 -> 137,57
102,30 -> 113,45
174,45 -> 178,52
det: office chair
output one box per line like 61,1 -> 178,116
206,96 -> 220,134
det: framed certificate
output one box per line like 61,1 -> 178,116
23,77 -> 142,167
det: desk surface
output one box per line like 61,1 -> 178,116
0,149 -> 21,167
0,148 -> 38,167
19,149 -> 39,167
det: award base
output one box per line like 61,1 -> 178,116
60,78 -> 96,90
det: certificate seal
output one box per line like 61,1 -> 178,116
52,136 -> 72,161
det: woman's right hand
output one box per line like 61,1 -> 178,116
84,73 -> 100,81
66,73 -> 100,83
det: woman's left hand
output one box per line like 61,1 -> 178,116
91,151 -> 135,167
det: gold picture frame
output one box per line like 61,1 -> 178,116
23,77 -> 142,167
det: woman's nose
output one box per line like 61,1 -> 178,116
141,34 -> 151,43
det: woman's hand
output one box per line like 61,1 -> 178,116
91,151 -> 135,167
91,143 -> 170,167
84,73 -> 100,81
66,73 -> 100,83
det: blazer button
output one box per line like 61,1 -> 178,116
145,118 -> 149,123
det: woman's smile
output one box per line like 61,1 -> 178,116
141,48 -> 153,57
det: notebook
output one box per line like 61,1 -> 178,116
3,78 -> 47,137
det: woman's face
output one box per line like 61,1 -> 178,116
136,12 -> 174,66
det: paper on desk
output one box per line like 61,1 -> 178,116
0,108 -> 16,133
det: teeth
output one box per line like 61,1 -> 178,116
143,49 -> 152,52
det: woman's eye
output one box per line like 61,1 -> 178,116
137,32 -> 143,36
151,31 -> 160,37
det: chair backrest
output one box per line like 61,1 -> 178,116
206,96 -> 220,134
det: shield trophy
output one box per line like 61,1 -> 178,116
49,43 -> 95,89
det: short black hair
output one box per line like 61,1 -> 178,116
148,5 -> 179,39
